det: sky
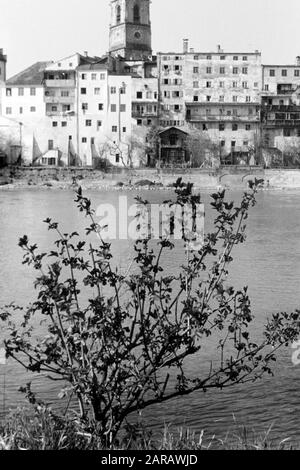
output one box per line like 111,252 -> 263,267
1,0 -> 300,78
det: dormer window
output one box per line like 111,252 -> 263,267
133,4 -> 140,23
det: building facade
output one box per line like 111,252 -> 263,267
261,61 -> 300,154
157,47 -> 262,164
1,1 -> 300,168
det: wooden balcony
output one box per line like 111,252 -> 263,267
44,79 -> 76,88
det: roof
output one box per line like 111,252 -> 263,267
263,64 -> 300,68
7,61 -> 53,86
78,54 -> 102,65
158,127 -> 188,136
77,63 -> 109,71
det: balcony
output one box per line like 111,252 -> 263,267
262,105 -> 300,112
185,101 -> 260,107
44,95 -> 75,104
277,86 -> 297,95
44,79 -> 76,88
186,113 -> 260,123
132,110 -> 158,118
132,103 -> 158,118
161,143 -> 184,148
264,119 -> 300,128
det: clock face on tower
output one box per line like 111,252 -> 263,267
134,31 -> 142,39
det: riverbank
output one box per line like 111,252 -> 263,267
2,166 -> 300,192
1,166 -> 298,192
0,407 -> 295,450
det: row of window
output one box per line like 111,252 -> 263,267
116,4 -> 140,24
162,65 -> 183,72
159,120 -> 185,127
192,96 -> 255,104
163,90 -> 184,98
162,55 -> 250,61
200,80 -> 251,89
80,73 -> 106,80
162,104 -> 184,112
47,105 -> 71,113
136,118 -> 154,126
133,104 -> 158,113
81,103 -> 129,113
82,89 -> 157,99
45,91 -> 71,98
82,103 -> 104,111
268,69 -> 300,77
193,123 -> 252,132
163,79 -> 259,89
6,87 -> 36,96
219,123 -> 251,131
135,91 -> 158,99
190,107 -> 257,117
6,106 -> 36,114
80,86 -> 126,95
52,121 -> 68,127
82,121 -> 127,133
193,66 -> 249,75
161,78 -> 183,85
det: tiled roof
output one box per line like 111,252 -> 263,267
77,63 -> 109,71
7,61 -> 53,86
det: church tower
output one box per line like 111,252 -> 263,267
109,0 -> 152,60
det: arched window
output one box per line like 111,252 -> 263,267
116,5 -> 121,24
133,4 -> 140,23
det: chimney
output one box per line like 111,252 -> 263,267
189,48 -> 194,54
217,44 -> 222,53
296,56 -> 300,66
183,38 -> 189,54
84,51 -> 88,57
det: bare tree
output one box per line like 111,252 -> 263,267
186,130 -> 220,168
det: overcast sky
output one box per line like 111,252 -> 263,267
1,0 -> 300,78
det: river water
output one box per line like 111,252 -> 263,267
1,187 -> 300,443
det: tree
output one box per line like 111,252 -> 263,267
282,141 -> 300,168
144,125 -> 163,167
0,134 -> 20,166
97,136 -> 146,169
1,179 -> 300,446
186,131 -> 220,168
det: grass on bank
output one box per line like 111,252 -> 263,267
0,407 -> 296,451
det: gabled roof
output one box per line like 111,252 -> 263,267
158,127 -> 188,136
45,53 -> 81,71
7,61 -> 53,86
78,53 -> 102,64
77,63 -> 109,71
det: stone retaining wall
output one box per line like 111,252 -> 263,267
1,166 -> 300,190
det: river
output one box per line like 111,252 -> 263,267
1,187 -> 300,443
